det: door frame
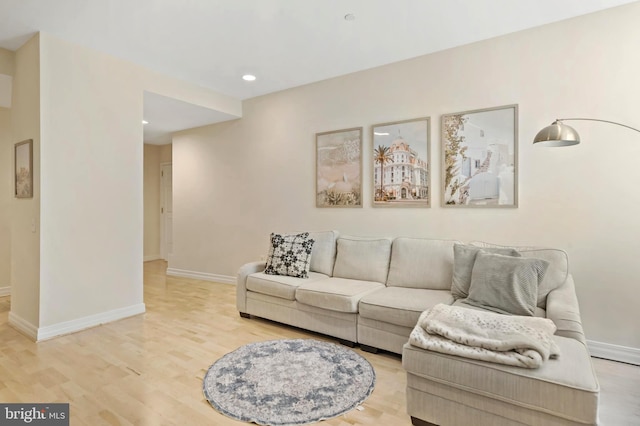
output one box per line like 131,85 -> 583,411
160,162 -> 172,261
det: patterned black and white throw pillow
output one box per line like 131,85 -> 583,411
264,232 -> 315,278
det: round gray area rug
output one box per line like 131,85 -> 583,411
203,339 -> 376,426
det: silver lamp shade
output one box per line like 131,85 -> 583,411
533,121 -> 580,147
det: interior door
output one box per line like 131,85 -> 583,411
160,163 -> 173,261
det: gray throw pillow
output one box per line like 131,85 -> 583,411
264,233 -> 315,278
469,241 -> 569,308
465,252 -> 550,316
451,244 -> 521,300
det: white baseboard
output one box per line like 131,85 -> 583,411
588,340 -> 640,366
0,285 -> 10,297
36,303 -> 146,341
8,311 -> 38,340
166,268 -> 235,285
144,254 -> 163,262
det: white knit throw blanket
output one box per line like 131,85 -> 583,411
409,303 -> 560,369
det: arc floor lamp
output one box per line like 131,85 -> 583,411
533,118 -> 640,147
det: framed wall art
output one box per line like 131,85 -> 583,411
316,127 -> 362,208
15,139 -> 33,199
441,105 -> 518,207
372,117 -> 430,207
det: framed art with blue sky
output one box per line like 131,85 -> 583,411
441,105 -> 518,207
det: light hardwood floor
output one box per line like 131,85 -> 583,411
0,260 -> 638,425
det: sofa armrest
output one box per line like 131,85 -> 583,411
545,274 -> 586,345
236,261 -> 266,313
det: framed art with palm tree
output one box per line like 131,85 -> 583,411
372,118 -> 430,207
316,127 -> 363,207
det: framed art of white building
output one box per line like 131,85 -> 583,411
441,105 -> 518,208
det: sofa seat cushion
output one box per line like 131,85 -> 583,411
296,278 -> 384,313
359,287 -> 454,328
246,272 -> 330,301
402,336 -> 599,424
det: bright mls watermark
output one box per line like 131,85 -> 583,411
1,404 -> 69,425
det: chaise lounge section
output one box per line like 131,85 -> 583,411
403,274 -> 599,425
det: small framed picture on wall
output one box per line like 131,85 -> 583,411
15,139 -> 33,199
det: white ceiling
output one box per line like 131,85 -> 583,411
1,0 -> 636,144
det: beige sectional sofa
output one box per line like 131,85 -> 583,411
236,231 -> 599,425
237,231 -> 455,351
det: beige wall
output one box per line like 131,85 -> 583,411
38,32 -> 143,327
160,143 -> 172,163
0,108 -> 10,292
35,32 -> 236,332
144,144 -> 161,260
7,31 -> 239,337
0,47 -> 14,109
10,35 -> 40,327
171,3 -> 640,351
0,48 -> 15,293
144,143 -> 173,261
0,48 -> 14,75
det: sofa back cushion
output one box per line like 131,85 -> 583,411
332,236 -> 392,283
308,230 -> 340,276
387,238 -> 458,290
471,241 -> 569,308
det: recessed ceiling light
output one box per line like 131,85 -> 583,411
142,120 -> 149,124
374,132 -> 390,136
242,74 -> 256,81
344,13 -> 355,21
